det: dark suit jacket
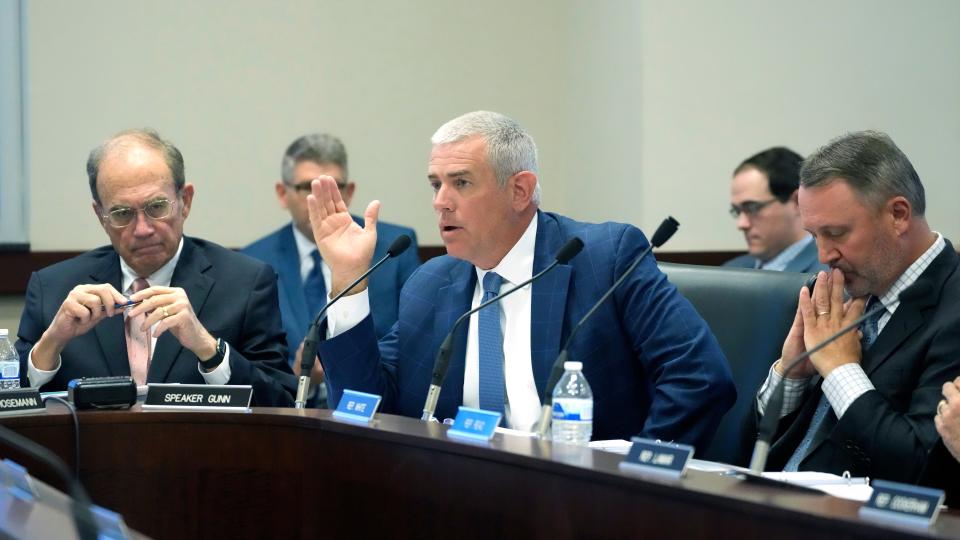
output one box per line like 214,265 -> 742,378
724,238 -> 825,273
751,242 -> 960,482
317,211 -> 736,449
242,220 -> 420,366
15,237 -> 294,406
920,440 -> 960,506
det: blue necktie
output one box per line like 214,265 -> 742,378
304,250 -> 327,317
478,272 -> 505,414
784,296 -> 884,471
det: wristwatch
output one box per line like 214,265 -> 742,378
200,338 -> 226,371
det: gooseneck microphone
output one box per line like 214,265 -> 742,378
748,281 -> 930,473
0,423 -> 98,540
535,217 -> 680,438
295,234 -> 412,409
419,237 -> 585,422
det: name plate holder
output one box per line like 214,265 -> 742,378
618,437 -> 694,480
859,479 -> 944,528
446,407 -> 502,442
0,388 -> 45,417
142,384 -> 252,412
91,504 -> 132,540
0,459 -> 37,501
332,390 -> 382,423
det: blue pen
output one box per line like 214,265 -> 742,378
101,299 -> 143,311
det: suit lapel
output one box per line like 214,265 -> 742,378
434,262 -> 476,417
90,253 -> 130,376
149,238 -> 214,382
863,245 -> 956,376
530,212 -> 572,396
278,225 -> 310,329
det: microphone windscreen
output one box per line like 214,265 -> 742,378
387,234 -> 412,257
555,237 -> 585,264
650,216 -> 680,248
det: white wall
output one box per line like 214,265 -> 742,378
25,0 -> 960,253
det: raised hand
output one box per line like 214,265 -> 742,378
306,175 -> 379,295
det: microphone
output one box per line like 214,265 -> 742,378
0,423 -> 98,540
295,234 -> 412,408
747,280 -> 931,473
419,237 -> 585,422
535,217 -> 679,438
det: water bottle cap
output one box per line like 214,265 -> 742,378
563,361 -> 582,371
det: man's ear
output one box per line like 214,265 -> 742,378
887,195 -> 913,236
180,183 -> 195,219
275,182 -> 289,209
92,201 -> 106,228
341,181 -> 357,208
510,171 -> 538,211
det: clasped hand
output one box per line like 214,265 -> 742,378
777,268 -> 867,379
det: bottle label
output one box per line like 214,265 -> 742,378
552,398 -> 593,421
1,364 -> 19,379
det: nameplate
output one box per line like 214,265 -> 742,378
0,388 -> 44,416
859,479 -> 944,528
332,389 -> 382,423
446,407 -> 502,442
91,504 -> 131,540
618,437 -> 694,480
142,384 -> 252,411
0,459 -> 37,501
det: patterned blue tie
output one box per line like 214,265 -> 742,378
784,296 -> 884,471
304,250 -> 327,317
478,272 -> 505,414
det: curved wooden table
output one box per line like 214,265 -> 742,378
1,405 -> 958,539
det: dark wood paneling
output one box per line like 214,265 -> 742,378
1,407 -> 958,540
0,247 -> 741,294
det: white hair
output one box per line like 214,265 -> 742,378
431,111 -> 542,205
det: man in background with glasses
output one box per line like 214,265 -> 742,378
14,129 -> 295,406
243,133 -> 420,406
725,147 -> 825,273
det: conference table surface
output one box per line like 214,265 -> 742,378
1,404 -> 958,539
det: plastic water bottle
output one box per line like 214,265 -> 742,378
551,361 -> 593,446
0,329 -> 21,390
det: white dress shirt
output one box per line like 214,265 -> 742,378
328,216 -> 542,431
29,238 -> 233,387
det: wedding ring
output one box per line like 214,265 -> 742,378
161,306 -> 170,319
939,400 -> 948,416
817,311 -> 829,316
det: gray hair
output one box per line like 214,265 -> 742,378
800,130 -> 925,215
431,111 -> 542,205
87,128 -> 185,205
281,133 -> 349,183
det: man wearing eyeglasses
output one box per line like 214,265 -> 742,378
14,129 -> 294,406
242,133 -> 420,402
725,147 -> 825,273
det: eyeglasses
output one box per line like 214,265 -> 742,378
100,198 -> 177,228
284,178 -> 348,195
729,198 -> 778,218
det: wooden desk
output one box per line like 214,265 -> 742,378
1,405 -> 957,539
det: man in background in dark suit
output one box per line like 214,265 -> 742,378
16,129 -> 293,406
725,147 -> 825,273
748,131 -> 960,482
306,111 -> 735,448
242,133 -> 420,404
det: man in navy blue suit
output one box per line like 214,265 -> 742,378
725,147 -> 825,273
243,133 -> 420,404
308,111 -> 735,448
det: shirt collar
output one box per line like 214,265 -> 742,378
119,237 -> 184,293
877,232 -> 945,313
475,215 -> 538,288
760,235 -> 813,271
291,223 -> 317,263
